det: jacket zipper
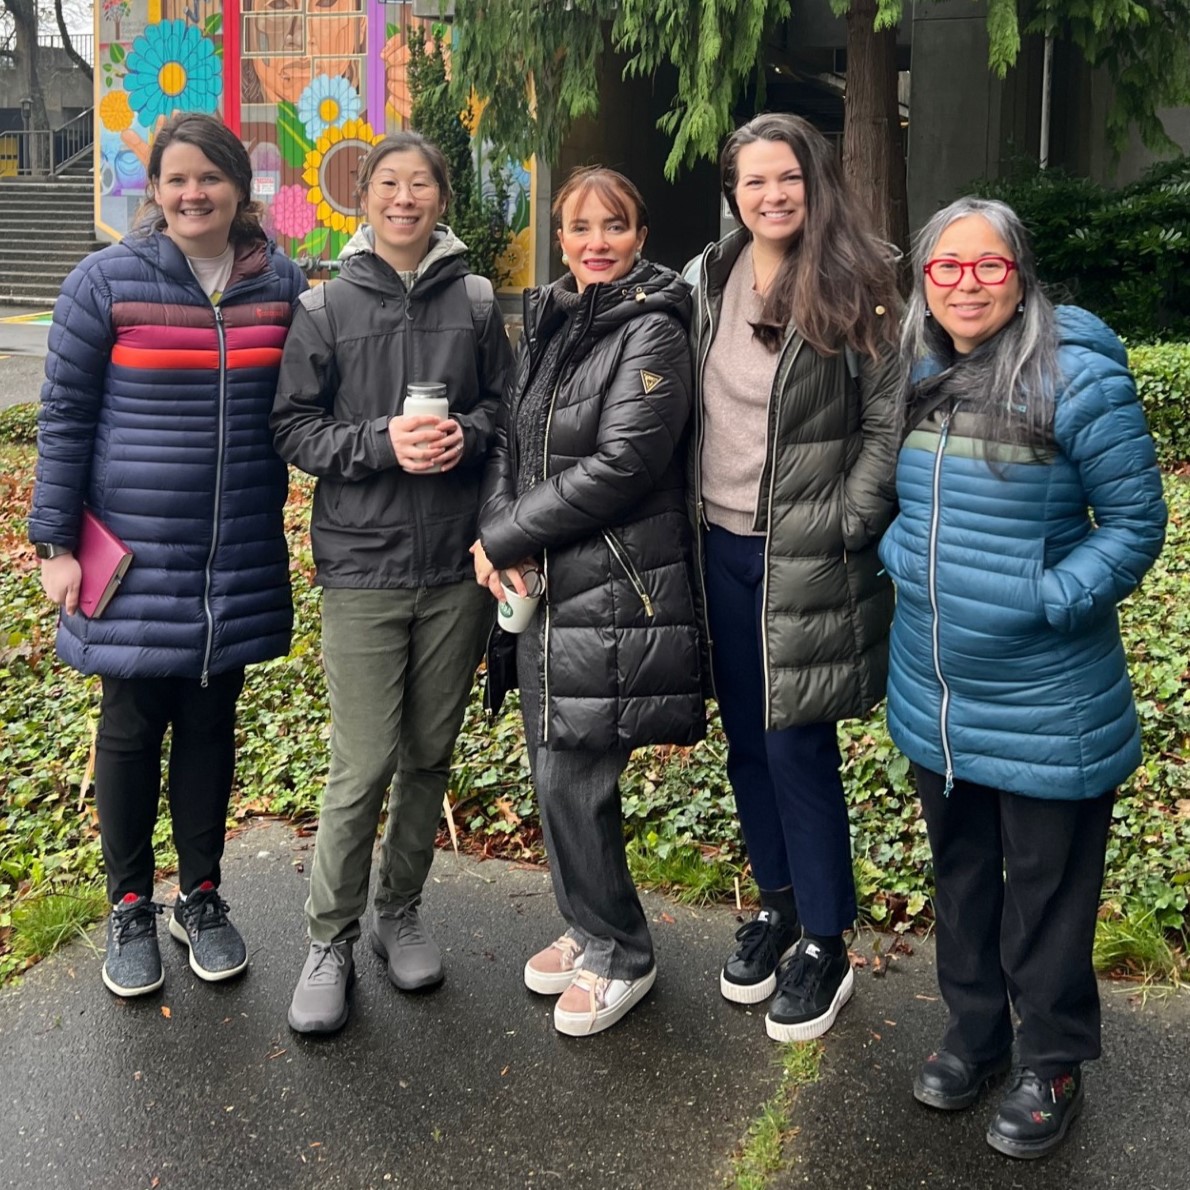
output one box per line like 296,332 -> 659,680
692,248 -> 717,687
928,413 -> 955,793
603,530 -> 655,616
200,306 -> 229,687
402,291 -> 428,577
759,333 -> 804,727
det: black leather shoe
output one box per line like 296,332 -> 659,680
720,907 -> 800,1005
913,1048 -> 1012,1110
986,1066 -> 1083,1159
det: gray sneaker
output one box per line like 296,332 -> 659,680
288,941 -> 355,1034
168,881 -> 248,982
371,902 -> 443,991
102,894 -> 164,997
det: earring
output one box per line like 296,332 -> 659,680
634,249 -> 642,262
561,252 -> 569,265
924,309 -> 932,319
1017,301 -> 1025,314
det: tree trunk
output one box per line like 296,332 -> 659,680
843,0 -> 909,254
5,0 -> 51,172
55,0 -> 95,81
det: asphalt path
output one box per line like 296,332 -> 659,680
1,820 -> 1187,1190
0,308 -> 50,410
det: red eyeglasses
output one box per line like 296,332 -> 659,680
923,257 -> 1019,287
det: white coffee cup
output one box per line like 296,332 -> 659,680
497,567 -> 546,634
404,382 -> 450,472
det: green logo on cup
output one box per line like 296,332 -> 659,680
499,602 -> 513,618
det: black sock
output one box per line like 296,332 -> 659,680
758,886 -> 799,926
803,930 -> 845,957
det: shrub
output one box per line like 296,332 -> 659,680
0,402 -> 37,445
1130,341 -> 1190,469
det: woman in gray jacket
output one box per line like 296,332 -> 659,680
691,113 -> 901,1042
272,132 -> 512,1034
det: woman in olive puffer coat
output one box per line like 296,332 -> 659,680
473,167 -> 703,1038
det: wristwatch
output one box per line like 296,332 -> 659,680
33,542 -> 71,560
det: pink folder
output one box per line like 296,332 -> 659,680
77,509 -> 133,619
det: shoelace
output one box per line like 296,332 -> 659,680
569,969 -> 611,1015
775,947 -> 825,1003
390,905 -> 429,946
732,917 -> 785,967
550,935 -> 584,967
112,899 -> 162,946
305,942 -> 349,986
180,888 -> 231,936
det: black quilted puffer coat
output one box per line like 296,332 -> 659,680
478,261 -> 705,751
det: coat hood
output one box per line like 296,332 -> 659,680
1054,304 -> 1128,367
337,223 -> 471,297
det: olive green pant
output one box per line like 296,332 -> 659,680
305,582 -> 492,945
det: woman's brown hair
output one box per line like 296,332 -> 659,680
720,113 -> 900,357
137,112 -> 263,245
551,166 -> 649,233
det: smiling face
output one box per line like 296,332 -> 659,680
733,139 -> 806,254
924,214 -> 1024,354
556,188 -> 646,292
363,148 -> 447,271
152,141 -> 242,258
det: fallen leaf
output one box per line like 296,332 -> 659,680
658,912 -> 676,924
883,1019 -> 897,1027
870,1030 -> 882,1041
500,1065 -> 510,1077
160,1006 -> 171,1019
1176,799 -> 1190,819
150,1178 -> 160,1189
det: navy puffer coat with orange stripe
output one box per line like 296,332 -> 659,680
28,230 -> 306,680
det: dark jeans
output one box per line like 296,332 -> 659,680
517,612 -> 653,980
915,764 -> 1115,1077
95,669 -> 246,902
704,525 -> 857,935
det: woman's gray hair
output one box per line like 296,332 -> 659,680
901,196 -> 1062,453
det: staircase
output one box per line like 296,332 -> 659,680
0,175 -> 105,306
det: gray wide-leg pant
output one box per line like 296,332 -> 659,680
305,582 -> 491,945
516,614 -> 654,980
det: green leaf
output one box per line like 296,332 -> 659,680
276,100 -> 316,170
202,11 -> 222,38
109,43 -> 125,65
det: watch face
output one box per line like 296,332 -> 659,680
34,542 -> 62,559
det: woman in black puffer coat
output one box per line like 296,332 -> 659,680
473,167 -> 704,1037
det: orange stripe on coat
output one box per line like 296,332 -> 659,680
111,345 -> 284,370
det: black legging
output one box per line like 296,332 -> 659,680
94,669 -> 245,902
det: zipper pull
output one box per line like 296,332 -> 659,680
943,769 -> 954,797
641,591 -> 654,617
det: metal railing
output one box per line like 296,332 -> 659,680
39,32 -> 95,67
0,108 -> 94,177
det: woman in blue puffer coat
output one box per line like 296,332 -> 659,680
880,197 -> 1166,1160
28,113 -> 305,1000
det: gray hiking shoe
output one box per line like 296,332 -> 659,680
102,894 -> 164,997
288,941 -> 355,1034
371,902 -> 443,991
168,881 -> 248,982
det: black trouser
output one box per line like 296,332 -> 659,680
915,765 -> 1114,1079
94,669 -> 245,902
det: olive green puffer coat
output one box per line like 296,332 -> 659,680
690,229 -> 900,728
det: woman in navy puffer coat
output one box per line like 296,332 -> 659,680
28,114 -> 305,1000
880,198 -> 1165,1159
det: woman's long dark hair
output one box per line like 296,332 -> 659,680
902,197 -> 1062,455
135,112 -> 263,245
720,113 -> 900,357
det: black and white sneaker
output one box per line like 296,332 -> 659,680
102,894 -> 164,997
169,881 -> 248,982
765,937 -> 854,1042
720,908 -> 800,1004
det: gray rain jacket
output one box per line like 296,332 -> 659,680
271,225 -> 513,588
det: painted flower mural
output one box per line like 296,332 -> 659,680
99,89 -> 134,133
123,21 -> 222,127
297,76 -> 362,140
273,184 -> 318,240
303,118 -> 384,235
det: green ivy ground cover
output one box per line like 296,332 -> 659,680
2,409 -> 1188,981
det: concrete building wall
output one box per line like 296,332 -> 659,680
0,54 -> 91,125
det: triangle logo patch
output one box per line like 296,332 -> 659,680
640,369 -> 663,395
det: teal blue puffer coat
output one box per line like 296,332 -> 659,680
878,306 -> 1167,799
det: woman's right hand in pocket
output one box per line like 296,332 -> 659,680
40,553 -> 81,615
